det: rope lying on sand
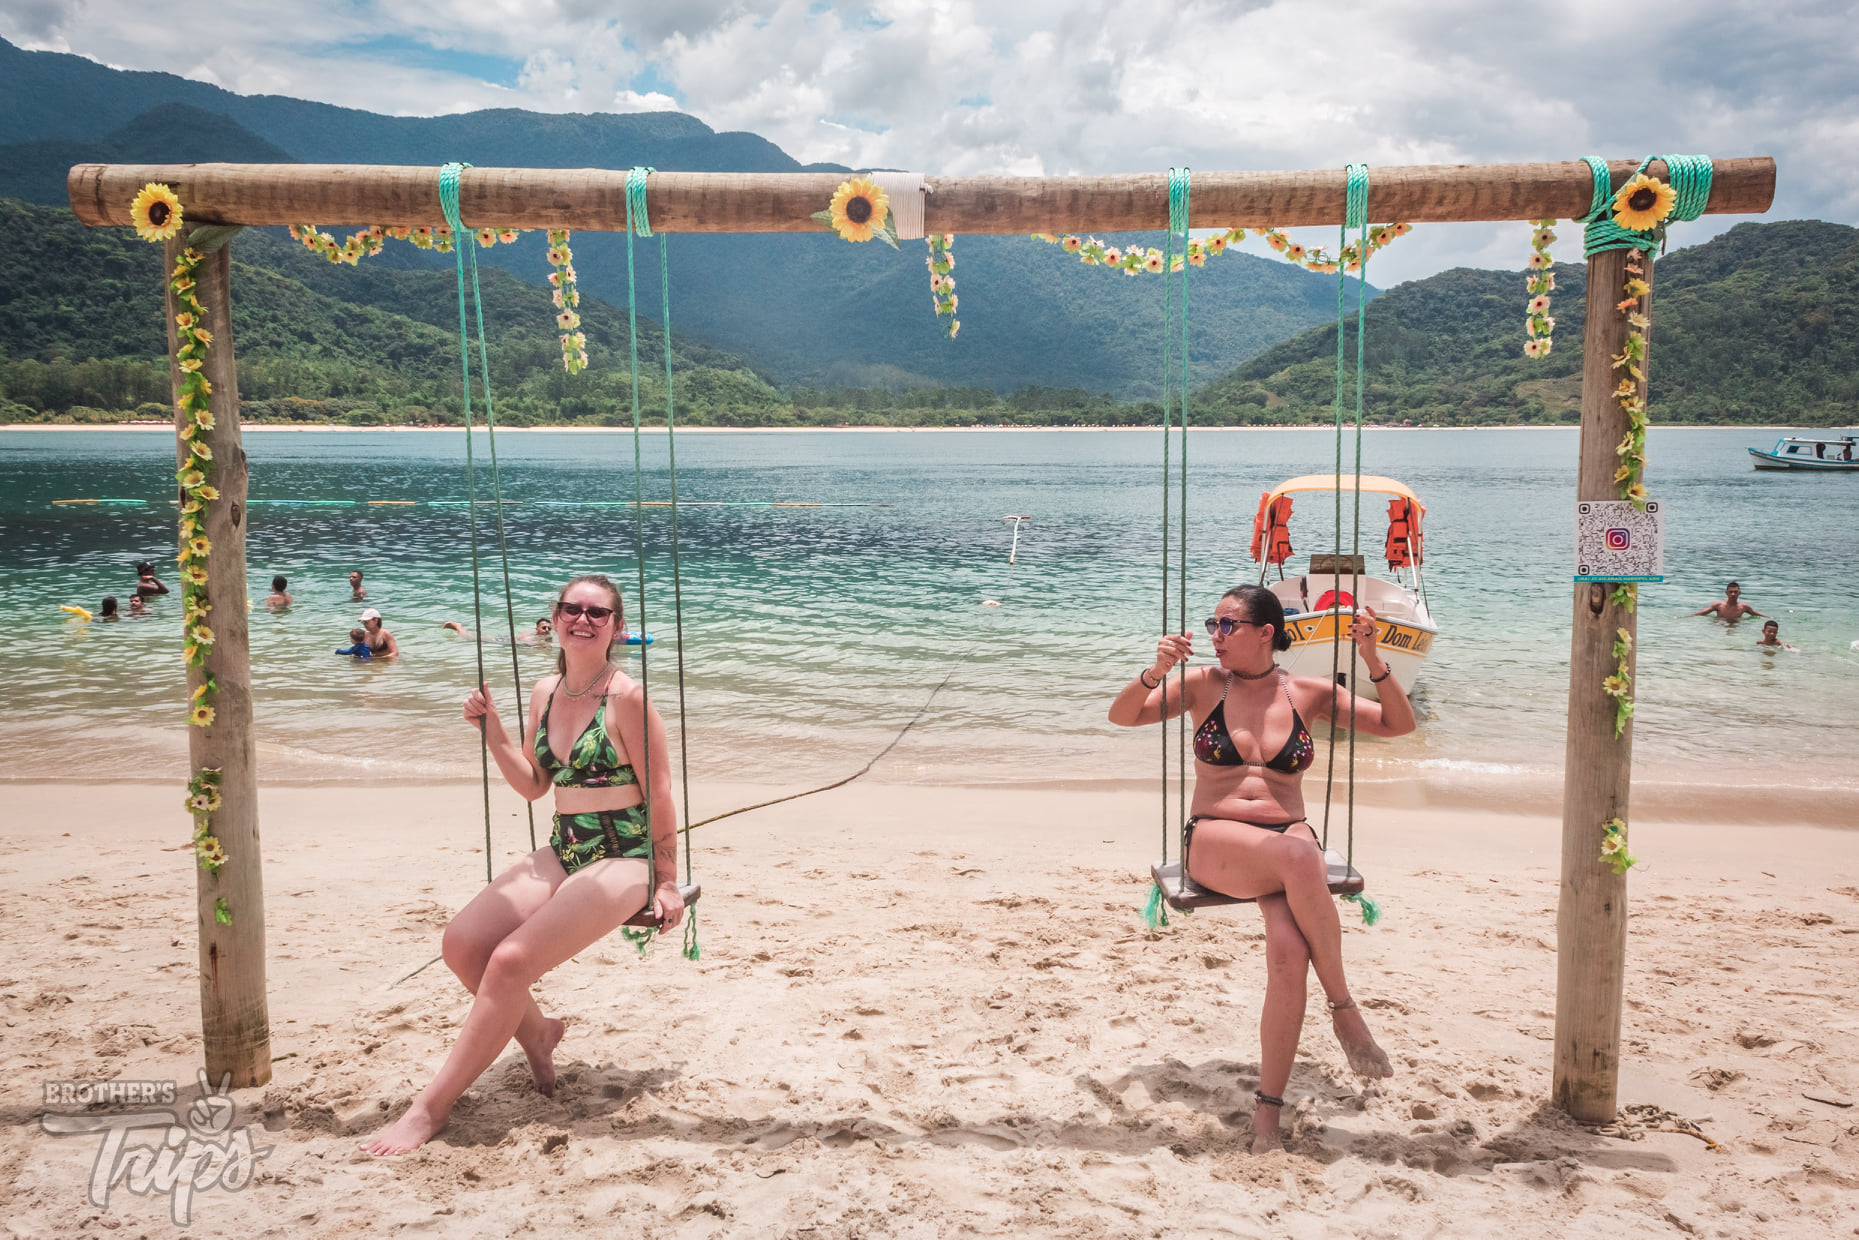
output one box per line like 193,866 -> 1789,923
680,658 -> 965,834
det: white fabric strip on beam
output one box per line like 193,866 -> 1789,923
871,172 -> 927,239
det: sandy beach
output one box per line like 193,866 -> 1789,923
4,780 -> 1856,1237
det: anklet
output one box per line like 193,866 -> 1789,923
1254,1090 -> 1285,1108
1327,998 -> 1357,1013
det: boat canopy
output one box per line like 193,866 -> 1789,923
1262,474 -> 1423,505
1250,476 -> 1427,567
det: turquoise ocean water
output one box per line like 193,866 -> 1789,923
3,427 -> 1855,808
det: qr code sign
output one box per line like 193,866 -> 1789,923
1574,499 -> 1664,582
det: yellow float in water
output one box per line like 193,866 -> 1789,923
60,605 -> 93,620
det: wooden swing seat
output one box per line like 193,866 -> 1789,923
1151,853 -> 1364,911
622,883 -> 702,928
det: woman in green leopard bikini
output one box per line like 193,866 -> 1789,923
364,573 -> 684,1156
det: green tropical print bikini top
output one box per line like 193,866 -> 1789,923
535,685 -> 638,789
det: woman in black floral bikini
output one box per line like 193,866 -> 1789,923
1107,584 -> 1416,1153
363,573 -> 683,1157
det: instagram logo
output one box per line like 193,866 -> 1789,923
1604,527 -> 1632,551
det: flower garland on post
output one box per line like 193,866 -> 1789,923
132,183 -> 233,887
546,230 -> 588,373
1567,157 -> 1706,877
1522,220 -> 1558,357
927,234 -> 958,338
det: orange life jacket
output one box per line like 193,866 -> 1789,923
1250,493 -> 1294,564
1385,497 -> 1424,567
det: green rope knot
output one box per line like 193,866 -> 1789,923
1578,155 -> 1714,257
1341,891 -> 1380,926
626,166 -> 655,237
1344,162 -> 1368,233
1167,167 -> 1190,238
682,909 -> 701,961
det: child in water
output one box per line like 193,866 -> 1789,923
1756,620 -> 1797,651
335,627 -> 373,659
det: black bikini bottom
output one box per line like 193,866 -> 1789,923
1183,815 -> 1310,880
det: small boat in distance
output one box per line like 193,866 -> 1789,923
1250,474 -> 1437,700
1749,433 -> 1858,471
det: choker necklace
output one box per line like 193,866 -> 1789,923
1230,663 -> 1278,680
563,667 -> 612,697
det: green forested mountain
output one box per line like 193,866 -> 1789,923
5,199 -> 1854,428
1199,220 -> 1859,426
0,37 -> 1360,395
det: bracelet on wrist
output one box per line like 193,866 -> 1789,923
1369,665 -> 1393,684
1138,668 -> 1160,689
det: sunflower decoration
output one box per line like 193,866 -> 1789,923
814,176 -> 899,248
1612,173 -> 1677,233
131,183 -> 184,243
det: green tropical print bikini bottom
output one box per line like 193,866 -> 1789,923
550,808 -> 651,876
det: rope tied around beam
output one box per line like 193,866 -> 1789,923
1578,155 -> 1714,257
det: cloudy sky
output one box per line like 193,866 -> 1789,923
6,0 -> 1854,284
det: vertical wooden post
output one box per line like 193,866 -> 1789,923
1552,247 -> 1650,1121
164,234 -> 271,1088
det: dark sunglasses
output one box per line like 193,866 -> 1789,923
557,602 -> 614,623
1204,616 -> 1266,638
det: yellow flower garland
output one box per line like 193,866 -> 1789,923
134,184 -> 227,884
287,223 -> 585,373
1036,222 -> 1412,278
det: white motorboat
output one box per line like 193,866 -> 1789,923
1250,474 -> 1437,700
1748,433 -> 1858,471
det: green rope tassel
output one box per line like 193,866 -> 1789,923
1141,882 -> 1170,930
681,909 -> 701,961
1342,891 -> 1381,926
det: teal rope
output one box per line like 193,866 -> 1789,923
1578,155 -> 1714,256
1344,163 -> 1369,873
439,163 -> 495,884
1171,167 -> 1191,875
440,163 -> 537,854
623,166 -> 699,959
653,209 -> 700,962
623,167 -> 656,938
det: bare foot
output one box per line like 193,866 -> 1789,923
521,1017 -> 564,1097
1328,999 -> 1393,1079
361,1095 -> 449,1157
1251,1100 -> 1285,1155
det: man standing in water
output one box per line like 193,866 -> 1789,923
349,570 -> 367,601
1692,581 -> 1764,621
360,608 -> 399,658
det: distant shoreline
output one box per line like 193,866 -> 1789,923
0,423 -> 1823,434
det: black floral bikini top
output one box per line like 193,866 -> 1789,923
1193,671 -> 1315,774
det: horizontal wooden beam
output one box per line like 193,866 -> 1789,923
68,158 -> 1775,234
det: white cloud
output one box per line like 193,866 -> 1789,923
5,0 -> 1854,281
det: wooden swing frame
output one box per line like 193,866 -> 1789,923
68,154 -> 1774,1123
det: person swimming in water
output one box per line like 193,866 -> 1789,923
440,617 -> 554,644
361,574 -> 685,1156
134,562 -> 169,599
99,597 -> 120,621
1692,581 -> 1764,622
359,608 -> 399,658
128,595 -> 147,617
1108,583 -> 1414,1154
349,570 -> 367,601
1756,620 -> 1796,651
265,575 -> 292,610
